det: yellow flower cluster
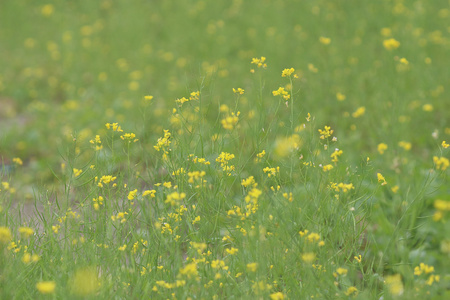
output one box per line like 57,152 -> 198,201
105,122 -> 123,132
251,56 -> 267,68
272,87 -> 290,100
221,112 -> 240,130
281,68 -> 295,77
318,126 -> 333,139
433,156 -> 449,170
216,152 -> 235,175
383,38 -> 400,50
96,175 -> 117,188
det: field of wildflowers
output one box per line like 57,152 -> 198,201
0,0 -> 449,299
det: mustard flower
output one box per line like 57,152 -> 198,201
251,57 -> 267,68
221,112 -> 240,130
336,92 -> 346,101
70,267 -> 100,296
442,141 -> 449,148
281,68 -> 295,77
189,91 -> 200,101
0,226 -> 12,243
352,106 -> 365,118
345,286 -> 358,296
41,5 -> 54,17
377,173 -> 387,185
270,292 -> 285,300
120,132 -> 138,143
89,135 -> 103,151
319,36 -> 331,45
178,262 -> 199,279
73,168 -> 82,177
105,122 -> 123,132
377,143 -> 388,154
13,157 -> 23,165
246,262 -> 258,272
36,281 -> 56,294
398,141 -> 412,151
301,252 -> 316,263
383,38 -> 400,50
384,274 -> 403,296
322,164 -> 334,172
318,126 -> 333,139
18,227 -> 34,238
272,87 -> 290,100
433,156 -> 449,170
233,88 -> 244,95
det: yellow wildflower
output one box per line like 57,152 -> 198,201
36,281 -> 56,294
383,38 -> 400,50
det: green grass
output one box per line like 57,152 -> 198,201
0,0 -> 449,299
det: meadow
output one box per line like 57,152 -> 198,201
0,0 -> 449,299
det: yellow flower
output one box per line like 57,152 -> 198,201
422,104 -> 433,112
36,281 -> 56,294
442,141 -> 449,148
352,106 -> 365,118
270,292 -> 285,300
247,262 -> 258,272
19,227 -> 34,238
13,157 -> 23,165
385,274 -> 403,296
41,4 -> 54,17
377,173 -> 387,185
345,286 -> 358,296
322,164 -> 334,172
377,143 -> 388,154
301,252 -> 316,263
433,156 -> 449,170
0,227 -> 12,243
398,141 -> 411,151
281,68 -> 295,77
336,92 -> 346,101
233,88 -> 245,95
70,267 -> 100,296
251,57 -> 267,68
383,38 -> 400,50
399,58 -> 409,65
73,168 -> 82,177
319,37 -> 331,45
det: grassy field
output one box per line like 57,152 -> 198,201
0,0 -> 449,299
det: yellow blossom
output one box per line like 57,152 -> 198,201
19,227 -> 34,238
233,88 -> 245,95
383,38 -> 400,50
0,227 -> 12,243
247,262 -> 258,272
345,286 -> 358,296
70,267 -> 100,296
319,36 -> 331,45
377,143 -> 388,154
270,292 -> 285,300
352,106 -> 365,118
13,157 -> 23,165
36,281 -> 56,294
281,68 -> 295,77
433,156 -> 449,170
377,173 -> 387,185
385,274 -> 403,296
251,57 -> 267,68
301,252 -> 316,263
336,92 -> 346,101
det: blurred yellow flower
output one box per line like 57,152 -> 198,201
383,38 -> 400,50
36,281 -> 56,294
